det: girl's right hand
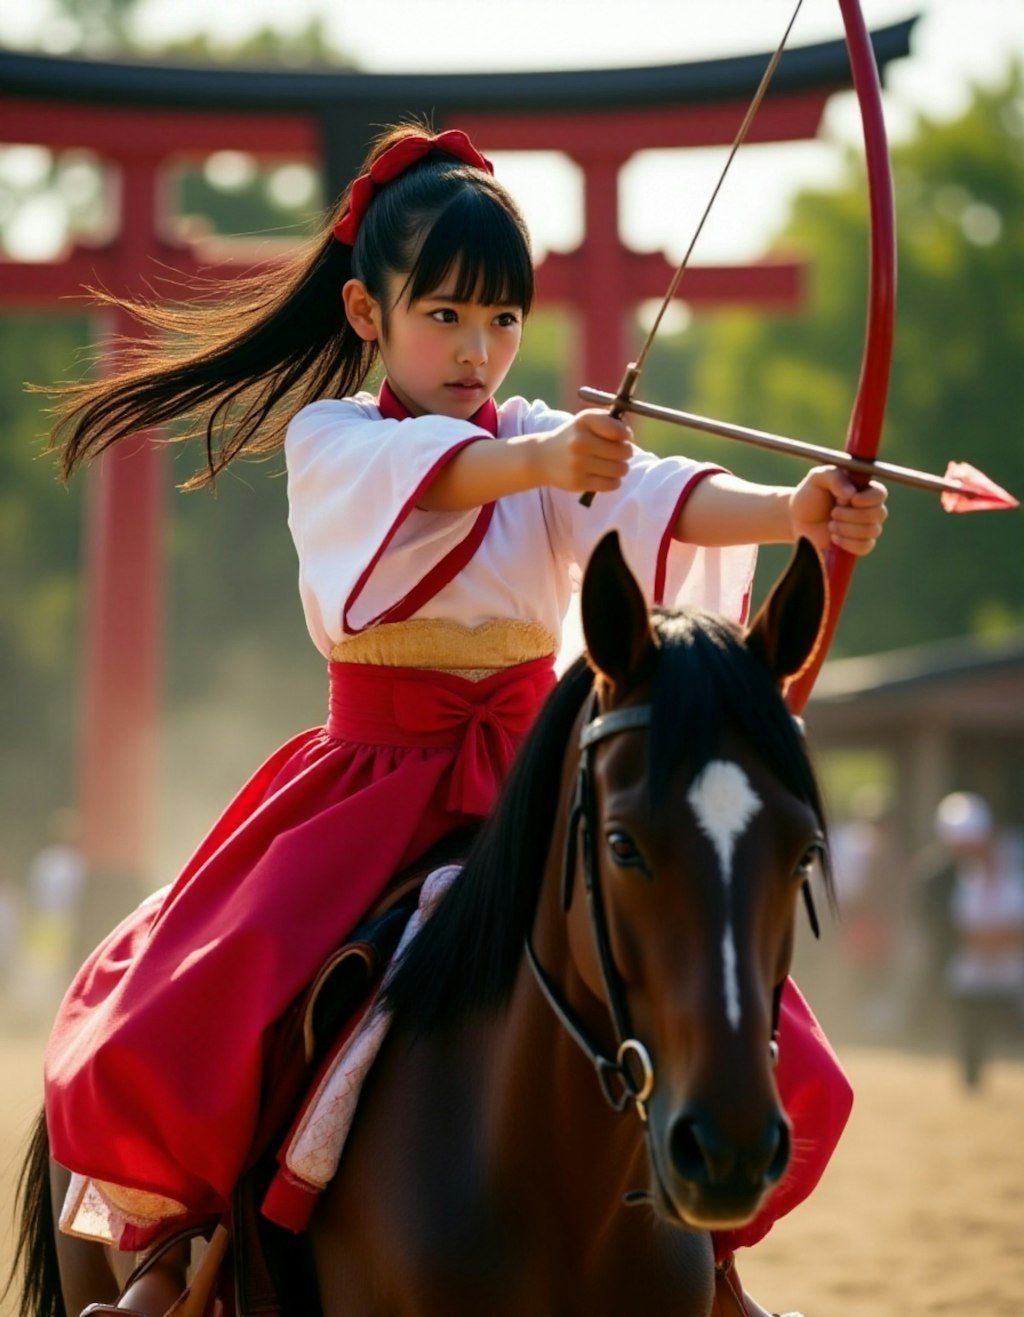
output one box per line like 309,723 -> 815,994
535,409 -> 633,494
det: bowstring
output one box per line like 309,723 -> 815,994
633,0 -> 807,374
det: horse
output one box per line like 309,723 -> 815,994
11,530 -> 833,1317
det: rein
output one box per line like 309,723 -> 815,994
525,691 -> 786,1129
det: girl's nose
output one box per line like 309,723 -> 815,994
457,330 -> 487,365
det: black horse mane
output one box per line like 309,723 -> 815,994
381,606 -> 830,1037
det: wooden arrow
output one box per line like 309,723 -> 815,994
577,386 -> 1018,512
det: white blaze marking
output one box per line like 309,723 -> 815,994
686,761 -> 762,882
686,761 -> 762,1031
721,930 -> 741,1031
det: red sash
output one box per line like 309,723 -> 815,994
328,659 -> 554,815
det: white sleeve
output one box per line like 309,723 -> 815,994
286,398 -> 493,651
545,448 -> 757,624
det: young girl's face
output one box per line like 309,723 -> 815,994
349,271 -> 524,420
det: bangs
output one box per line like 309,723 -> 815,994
402,185 -> 534,313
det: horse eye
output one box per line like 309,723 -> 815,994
606,830 -> 647,871
795,841 -> 825,879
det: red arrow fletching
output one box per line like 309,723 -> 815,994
940,462 -> 1020,513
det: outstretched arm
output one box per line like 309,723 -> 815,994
416,409 -> 632,510
676,467 -> 887,556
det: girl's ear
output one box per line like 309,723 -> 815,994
342,280 -> 382,343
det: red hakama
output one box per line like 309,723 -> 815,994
46,658 -> 555,1247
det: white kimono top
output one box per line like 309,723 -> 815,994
285,393 -> 757,664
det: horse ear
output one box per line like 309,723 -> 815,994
745,537 -> 828,688
581,531 -> 657,691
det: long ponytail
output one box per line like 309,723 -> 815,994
47,224 -> 372,487
46,122 -> 532,488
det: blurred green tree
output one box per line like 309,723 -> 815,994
0,314 -> 88,868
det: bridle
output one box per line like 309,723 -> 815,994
525,695 -> 658,1121
525,690 -> 788,1130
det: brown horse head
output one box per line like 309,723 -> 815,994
572,531 -> 829,1230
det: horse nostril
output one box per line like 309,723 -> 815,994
670,1109 -> 790,1189
669,1115 -> 709,1184
669,1113 -> 734,1185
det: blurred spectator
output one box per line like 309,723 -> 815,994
14,808 -> 86,1025
932,793 -> 1024,1089
829,784 -> 905,1039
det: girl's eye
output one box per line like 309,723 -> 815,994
431,308 -> 458,324
606,830 -> 649,873
495,311 -> 520,328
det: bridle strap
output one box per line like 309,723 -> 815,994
579,704 -> 654,750
576,698 -> 653,1053
526,696 -> 656,1119
524,937 -> 642,1114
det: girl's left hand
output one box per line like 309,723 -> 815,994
790,466 -> 888,556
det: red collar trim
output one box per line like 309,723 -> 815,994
378,380 -> 499,437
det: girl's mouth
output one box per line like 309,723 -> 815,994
446,379 -> 485,392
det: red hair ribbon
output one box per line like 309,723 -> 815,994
333,130 -> 494,246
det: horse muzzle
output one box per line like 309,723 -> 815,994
651,1100 -> 792,1229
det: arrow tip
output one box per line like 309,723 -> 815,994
941,462 -> 1019,513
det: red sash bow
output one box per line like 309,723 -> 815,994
328,660 -> 555,817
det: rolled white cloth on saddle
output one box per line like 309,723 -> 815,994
261,864 -> 460,1231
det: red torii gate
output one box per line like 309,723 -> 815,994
0,24 -> 915,914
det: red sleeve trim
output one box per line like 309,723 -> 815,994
653,466 -> 725,605
342,437 -> 494,635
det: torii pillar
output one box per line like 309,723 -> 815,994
78,162 -> 164,911
0,93 -> 317,939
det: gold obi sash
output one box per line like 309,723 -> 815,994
329,618 -> 557,682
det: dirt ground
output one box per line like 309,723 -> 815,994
1,1034 -> 1021,1315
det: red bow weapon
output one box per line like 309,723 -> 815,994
579,0 -> 1017,713
787,0 -> 895,712
783,0 -> 1018,707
